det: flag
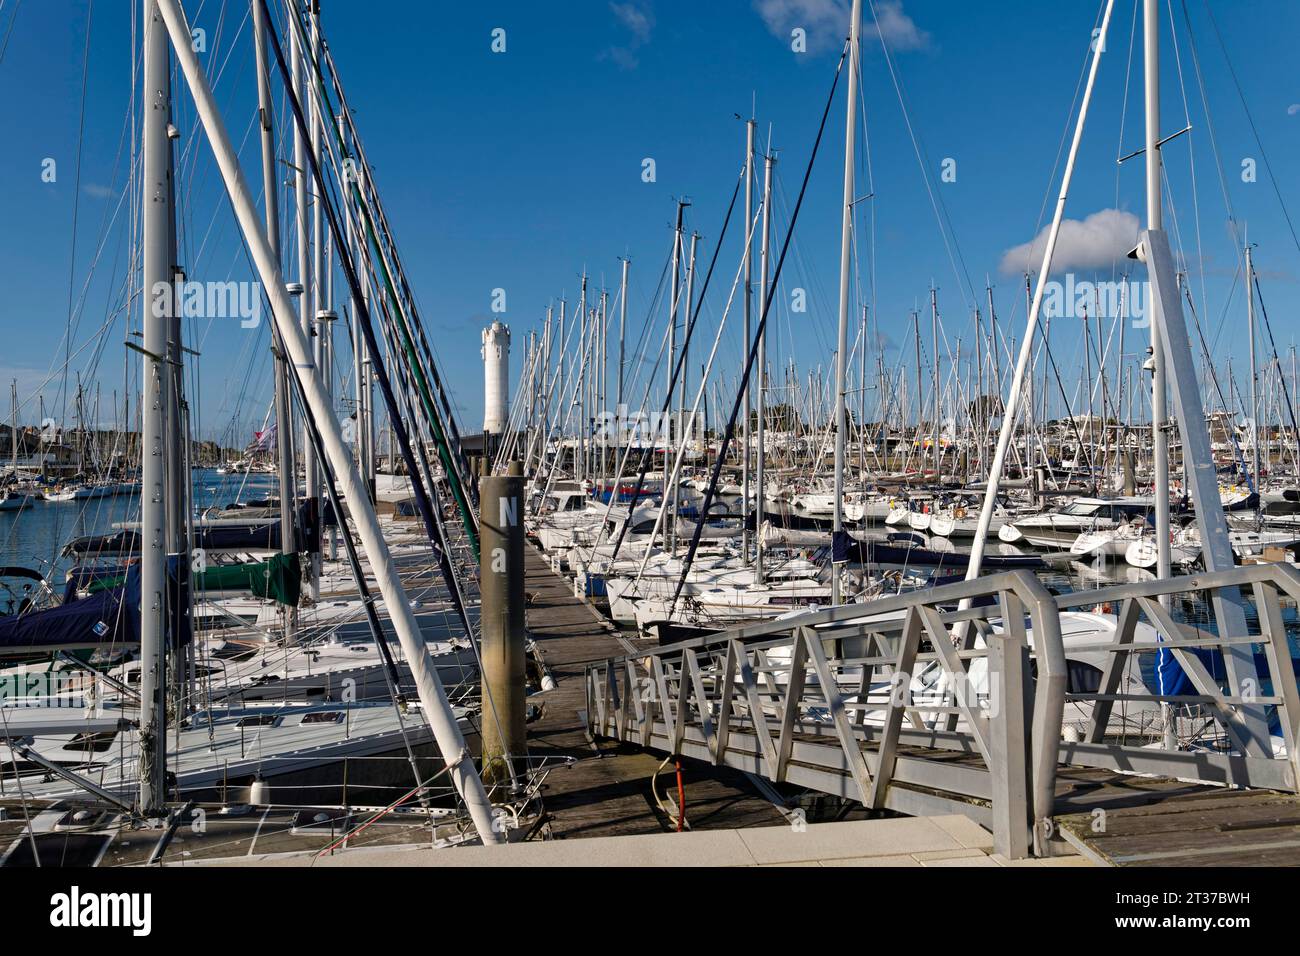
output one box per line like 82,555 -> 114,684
253,423 -> 277,450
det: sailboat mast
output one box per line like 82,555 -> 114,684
311,1 -> 337,559
253,0 -> 297,640
831,0 -> 861,605
291,6 -> 319,601
931,286 -> 941,479
665,204 -> 684,552
912,312 -> 921,461
616,259 -> 628,476
1246,242 -> 1260,489
138,0 -> 174,815
9,381 -> 16,478
1144,0 -> 1171,582
742,119 -> 755,563
755,149 -> 774,584
682,232 -> 698,454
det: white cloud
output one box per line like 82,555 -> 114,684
611,1 -> 654,42
999,208 -> 1140,275
867,0 -> 928,49
753,0 -> 928,54
601,1 -> 655,69
1288,103 -> 1300,116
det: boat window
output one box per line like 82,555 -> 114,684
1028,659 -> 1104,695
301,711 -> 344,724
1060,502 -> 1101,517
236,714 -> 278,727
62,732 -> 116,753
1065,660 -> 1104,695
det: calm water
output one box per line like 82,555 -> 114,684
0,468 -> 281,588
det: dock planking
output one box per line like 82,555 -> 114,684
522,542 -> 790,839
1056,789 -> 1300,866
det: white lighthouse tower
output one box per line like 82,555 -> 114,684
482,320 -> 510,436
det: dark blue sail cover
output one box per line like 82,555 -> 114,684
0,567 -> 142,654
0,561 -> 191,656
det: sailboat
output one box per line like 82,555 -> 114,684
0,382 -> 36,512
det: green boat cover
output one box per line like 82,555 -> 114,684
88,552 -> 300,606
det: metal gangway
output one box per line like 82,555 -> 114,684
586,564 -> 1300,859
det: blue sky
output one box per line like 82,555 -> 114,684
1,0 -> 1298,443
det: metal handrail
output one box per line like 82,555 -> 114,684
586,561 -> 1300,858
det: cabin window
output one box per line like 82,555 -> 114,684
1028,659 -> 1104,695
62,732 -> 116,753
1065,660 -> 1104,695
301,711 -> 344,724
236,714 -> 278,727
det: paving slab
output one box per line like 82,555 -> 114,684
736,816 -> 963,865
229,813 -> 1087,868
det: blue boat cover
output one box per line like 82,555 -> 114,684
0,560 -> 191,655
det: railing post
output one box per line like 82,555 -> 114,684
988,632 -> 1033,859
1254,578 -> 1300,791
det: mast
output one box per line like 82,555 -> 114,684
38,396 -> 46,481
665,203 -> 685,552
9,381 -> 16,480
755,149 -> 774,584
599,288 -> 609,488
831,0 -> 861,605
310,0 -> 335,564
252,0 -> 297,640
1246,242 -> 1260,490
340,111 -> 369,499
163,24 -> 188,717
616,259 -> 628,479
556,297 -> 565,469
542,303 -> 553,467
742,118 -> 755,563
931,286 -> 941,479
859,305 -> 868,480
682,232 -> 698,458
974,304 -> 984,470
291,2 -> 318,601
1144,0 -> 1171,583
913,311 -> 921,462
577,272 -> 587,482
138,0 -> 173,815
